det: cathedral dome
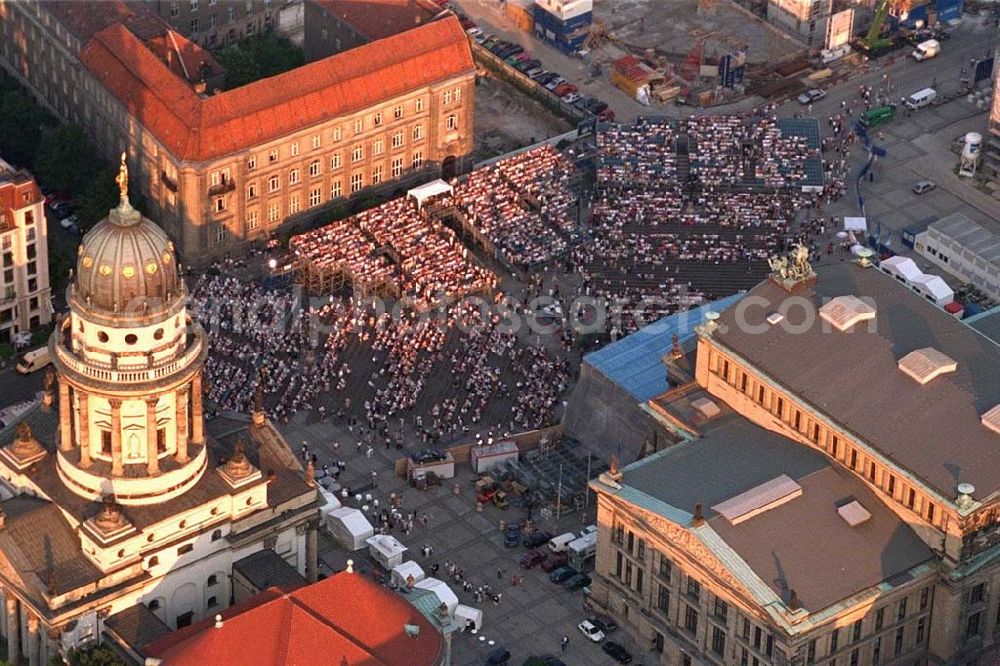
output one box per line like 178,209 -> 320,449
74,197 -> 180,315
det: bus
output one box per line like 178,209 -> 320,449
860,105 -> 896,128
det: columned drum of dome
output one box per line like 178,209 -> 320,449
49,155 -> 209,505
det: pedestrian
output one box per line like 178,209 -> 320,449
497,567 -> 503,581
561,636 -> 569,652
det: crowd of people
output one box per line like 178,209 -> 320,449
439,145 -> 579,270
190,274 -> 570,442
582,115 -> 827,335
290,197 -> 497,311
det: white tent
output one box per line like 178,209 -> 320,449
325,507 -> 374,551
911,273 -> 954,306
391,560 -> 426,589
408,180 -> 453,211
414,577 -> 459,615
454,605 -> 483,631
319,488 -> 342,514
879,255 -> 922,283
366,534 -> 408,569
844,217 -> 867,232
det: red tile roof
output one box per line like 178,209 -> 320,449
309,0 -> 441,41
79,15 -> 474,163
143,572 -> 443,666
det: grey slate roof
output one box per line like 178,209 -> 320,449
232,548 -> 306,593
0,496 -> 103,594
713,262 -> 1000,500
967,306 -> 1000,346
622,416 -> 934,612
104,603 -> 173,650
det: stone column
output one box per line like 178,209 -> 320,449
145,396 -> 159,476
175,387 -> 190,464
190,373 -> 204,446
306,521 -> 318,583
109,398 -> 123,476
58,381 -> 71,452
25,614 -> 38,666
6,596 -> 19,666
42,629 -> 59,666
78,393 -> 91,468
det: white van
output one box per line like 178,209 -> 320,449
15,347 -> 51,374
905,88 -> 936,110
548,531 -> 578,554
911,39 -> 940,61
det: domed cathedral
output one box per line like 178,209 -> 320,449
0,156 -> 319,665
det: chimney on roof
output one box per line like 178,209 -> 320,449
789,589 -> 799,611
214,614 -> 223,629
692,503 -> 705,526
193,80 -> 207,95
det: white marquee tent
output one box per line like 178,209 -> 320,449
391,560 -> 426,588
408,180 -> 453,211
414,577 -> 460,615
325,507 -> 374,551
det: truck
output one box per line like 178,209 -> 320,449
905,88 -> 937,110
860,105 -> 896,128
15,347 -> 51,374
911,39 -> 940,61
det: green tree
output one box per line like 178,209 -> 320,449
34,125 -> 98,195
60,643 -> 125,666
213,34 -> 305,89
0,91 -> 44,169
74,166 -> 119,229
214,45 -> 260,89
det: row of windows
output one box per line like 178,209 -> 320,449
230,99 -> 433,179
216,153 -> 424,236
711,352 -> 944,528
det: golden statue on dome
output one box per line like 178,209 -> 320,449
115,152 -> 129,204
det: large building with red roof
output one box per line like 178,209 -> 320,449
0,1 -> 475,264
0,156 -> 51,344
122,570 -> 445,665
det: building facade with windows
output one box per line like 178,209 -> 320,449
0,175 -> 318,664
589,259 -> 1000,665
985,46 -> 1000,183
141,0 -> 283,48
0,2 -> 475,264
0,157 -> 51,343
766,0 -> 832,45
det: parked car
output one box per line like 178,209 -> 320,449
59,214 -> 82,235
544,77 -> 566,91
577,619 -> 605,643
474,32 -> 489,44
573,96 -> 594,110
537,656 -> 567,666
562,93 -> 582,105
522,531 -> 553,548
590,614 -> 618,634
797,88 -> 826,104
411,449 -> 447,463
497,44 -> 524,59
487,646 -> 511,665
504,523 -> 522,548
540,553 -> 568,571
563,573 -> 591,590
48,199 -> 75,218
601,641 -> 633,664
912,180 -> 937,195
520,550 -> 546,568
587,101 -> 609,115
466,27 -> 483,38
549,566 -> 578,583
553,83 -> 578,97
597,109 -> 616,121
536,72 -> 559,85
525,67 -> 544,78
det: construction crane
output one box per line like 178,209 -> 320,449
861,0 -> 895,53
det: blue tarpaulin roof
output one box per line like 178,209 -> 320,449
585,293 -> 746,401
